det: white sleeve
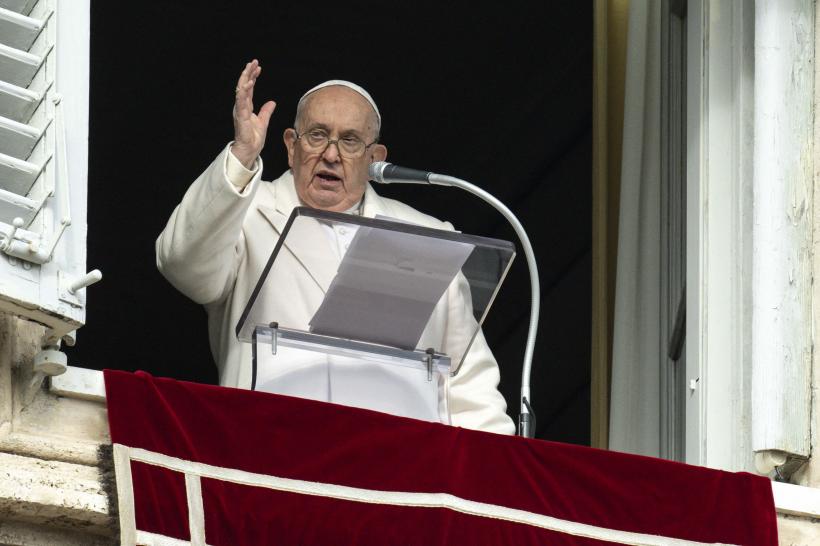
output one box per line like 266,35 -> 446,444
155,143 -> 264,305
225,144 -> 259,191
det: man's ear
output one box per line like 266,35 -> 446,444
370,143 -> 387,163
283,128 -> 297,168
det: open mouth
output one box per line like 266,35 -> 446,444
316,172 -> 342,183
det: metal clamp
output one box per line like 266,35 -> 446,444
268,322 -> 279,355
518,396 -> 536,438
424,348 -> 435,381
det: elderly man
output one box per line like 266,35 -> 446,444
157,60 -> 514,434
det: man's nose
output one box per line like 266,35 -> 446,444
321,140 -> 341,162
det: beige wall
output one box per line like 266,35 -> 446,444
0,313 -> 114,544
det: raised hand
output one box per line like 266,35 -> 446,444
231,60 -> 276,169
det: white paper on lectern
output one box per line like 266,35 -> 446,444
309,221 -> 475,349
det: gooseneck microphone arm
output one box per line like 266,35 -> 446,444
369,161 -> 539,438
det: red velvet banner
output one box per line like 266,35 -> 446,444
105,370 -> 778,545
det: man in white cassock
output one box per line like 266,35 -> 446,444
156,60 -> 515,434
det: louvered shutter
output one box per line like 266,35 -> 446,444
0,0 -> 92,340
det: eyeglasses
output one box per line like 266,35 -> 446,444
294,128 -> 378,160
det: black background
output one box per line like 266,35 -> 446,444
69,2 -> 592,444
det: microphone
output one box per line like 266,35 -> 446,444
367,161 -> 541,438
369,161 -> 432,184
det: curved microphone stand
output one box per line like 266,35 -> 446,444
369,162 -> 539,438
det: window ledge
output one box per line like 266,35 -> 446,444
772,481 -> 820,519
49,365 -> 105,402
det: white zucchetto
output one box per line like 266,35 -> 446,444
298,80 -> 381,126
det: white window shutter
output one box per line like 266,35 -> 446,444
0,0 -> 93,340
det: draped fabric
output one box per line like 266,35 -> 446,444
609,0 -> 663,457
105,370 -> 777,546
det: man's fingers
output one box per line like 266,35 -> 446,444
245,60 -> 259,87
234,60 -> 258,102
258,101 -> 277,127
234,62 -> 260,120
235,61 -> 252,91
233,60 -> 269,131
245,78 -> 255,101
233,67 -> 249,115
234,84 -> 251,120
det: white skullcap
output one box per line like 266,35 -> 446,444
298,79 -> 381,126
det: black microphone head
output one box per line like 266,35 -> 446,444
369,162 -> 431,184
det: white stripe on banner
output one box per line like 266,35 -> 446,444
185,473 -> 206,546
113,444 -> 137,546
116,444 -> 739,546
135,530 -> 212,546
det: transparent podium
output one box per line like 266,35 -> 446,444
235,207 -> 515,424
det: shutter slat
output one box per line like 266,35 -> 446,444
0,1 -> 38,16
0,42 -> 42,88
0,149 -> 47,194
0,7 -> 45,51
0,184 -> 37,224
0,115 -> 43,159
0,79 -> 42,123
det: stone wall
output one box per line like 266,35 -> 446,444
0,313 -> 115,544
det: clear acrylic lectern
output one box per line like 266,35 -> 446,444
235,207 -> 515,424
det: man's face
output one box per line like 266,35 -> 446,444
284,86 -> 387,211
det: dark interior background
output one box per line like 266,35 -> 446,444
69,2 -> 592,444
